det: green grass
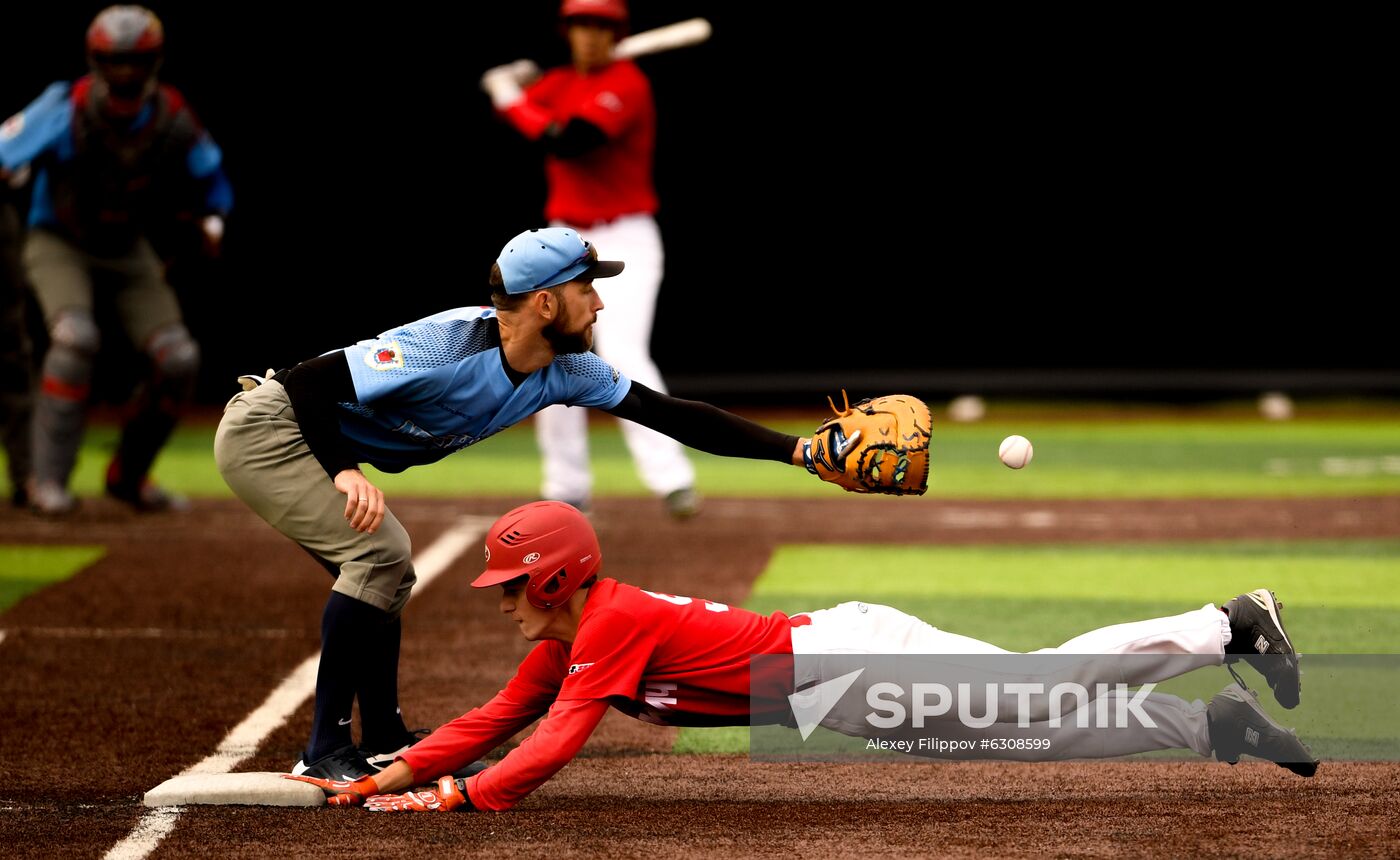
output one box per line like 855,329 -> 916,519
0,546 -> 106,612
676,541 -> 1400,756
14,414 -> 1400,499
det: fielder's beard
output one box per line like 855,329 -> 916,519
542,316 -> 594,355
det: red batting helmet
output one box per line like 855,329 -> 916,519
86,6 -> 164,118
560,0 -> 628,23
472,502 -> 601,609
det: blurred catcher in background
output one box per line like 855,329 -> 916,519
0,168 -> 33,507
0,4 -> 231,515
481,0 -> 698,519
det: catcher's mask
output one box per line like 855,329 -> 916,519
86,5 -> 164,119
472,501 -> 601,610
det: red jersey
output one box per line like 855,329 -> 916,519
523,60 -> 658,225
399,578 -> 799,811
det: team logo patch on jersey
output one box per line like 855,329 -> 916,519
595,91 -> 623,113
0,113 -> 23,142
364,341 -> 404,371
568,662 -> 594,675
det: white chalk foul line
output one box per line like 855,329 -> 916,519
1,627 -> 304,640
105,808 -> 182,860
104,514 -> 492,860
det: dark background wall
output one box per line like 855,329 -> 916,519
2,3 -> 1389,404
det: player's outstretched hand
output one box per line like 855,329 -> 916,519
504,59 -> 541,85
364,776 -> 472,813
334,468 -> 386,534
283,774 -> 379,807
801,392 -> 932,496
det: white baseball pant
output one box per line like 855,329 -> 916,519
535,214 -> 695,502
788,601 -> 1229,759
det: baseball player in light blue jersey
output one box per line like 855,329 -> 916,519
215,227 -> 813,781
333,304 -> 631,473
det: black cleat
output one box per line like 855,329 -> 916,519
291,744 -> 376,781
29,480 -> 78,516
360,729 -> 488,780
1208,682 -> 1317,777
1224,589 -> 1300,709
359,728 -> 431,772
106,479 -> 191,513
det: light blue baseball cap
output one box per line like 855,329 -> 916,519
496,227 -> 625,295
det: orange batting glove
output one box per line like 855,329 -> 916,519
283,774 -> 380,807
363,776 -> 472,813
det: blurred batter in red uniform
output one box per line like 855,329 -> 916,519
481,0 -> 698,519
289,502 -> 1317,812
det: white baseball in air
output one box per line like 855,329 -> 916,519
1259,391 -> 1294,421
998,435 -> 1034,469
947,394 -> 986,423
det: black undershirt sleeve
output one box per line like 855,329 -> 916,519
277,351 -> 362,480
538,118 -> 609,159
605,382 -> 799,463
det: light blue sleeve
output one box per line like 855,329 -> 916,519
203,168 -> 233,213
0,83 -> 72,169
553,352 -> 631,409
344,339 -> 452,406
186,132 -> 233,213
345,308 -> 501,407
186,132 -> 222,176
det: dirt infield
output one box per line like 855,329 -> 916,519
1,495 -> 1398,858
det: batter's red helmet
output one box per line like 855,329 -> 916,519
86,6 -> 164,118
472,502 -> 601,609
560,0 -> 628,23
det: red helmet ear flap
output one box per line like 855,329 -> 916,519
527,566 -> 569,609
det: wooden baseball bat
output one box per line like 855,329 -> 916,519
613,18 -> 712,60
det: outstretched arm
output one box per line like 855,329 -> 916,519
0,83 -> 72,170
356,697 -> 612,813
289,644 -> 568,807
605,381 -> 805,465
458,697 -> 612,811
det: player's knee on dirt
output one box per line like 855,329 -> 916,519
42,309 -> 101,387
146,323 -> 200,380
